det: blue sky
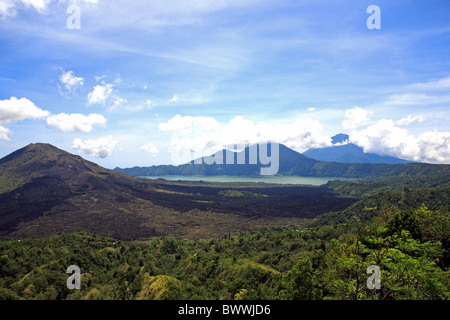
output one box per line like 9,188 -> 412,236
0,0 -> 449,168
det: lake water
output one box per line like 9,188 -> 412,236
140,175 -> 349,186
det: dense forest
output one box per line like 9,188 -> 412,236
1,203 -> 448,300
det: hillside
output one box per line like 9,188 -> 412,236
0,143 -> 357,240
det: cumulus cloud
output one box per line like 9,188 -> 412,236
58,70 -> 84,95
0,97 -> 49,140
71,135 -> 117,158
415,131 -> 450,163
350,119 -> 450,163
87,83 -> 114,105
342,107 -> 372,130
86,78 -> 128,111
159,114 -> 331,164
0,97 -> 50,124
141,142 -> 159,154
0,125 -> 12,141
46,113 -> 106,132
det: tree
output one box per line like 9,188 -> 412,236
279,258 -> 323,300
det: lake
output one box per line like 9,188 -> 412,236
140,175 -> 350,185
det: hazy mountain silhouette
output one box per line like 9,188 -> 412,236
303,143 -> 411,164
302,133 -> 411,164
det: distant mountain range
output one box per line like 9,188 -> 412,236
303,143 -> 411,164
302,133 -> 411,164
115,142 -> 444,179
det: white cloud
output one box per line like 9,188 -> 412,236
125,105 -> 143,112
409,77 -> 450,91
46,113 -> 106,132
86,79 -> 128,111
159,114 -> 219,132
0,0 -> 98,17
0,125 -> 12,141
58,70 -> 84,95
342,106 -> 372,130
21,0 -> 52,12
95,75 -> 106,82
0,97 -> 49,140
159,114 -> 331,164
396,114 -> 425,126
415,131 -> 450,163
0,97 -> 49,124
307,107 -> 316,112
71,135 -> 118,158
141,142 -> 159,154
110,96 -> 128,111
144,99 -> 153,109
350,119 -> 450,163
168,94 -> 180,103
87,83 -> 114,105
0,0 -> 16,17
384,93 -> 450,105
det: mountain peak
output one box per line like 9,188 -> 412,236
24,142 -> 63,151
0,142 -> 112,193
331,133 -> 349,145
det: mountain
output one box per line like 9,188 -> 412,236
331,133 -> 349,144
303,143 -> 411,164
302,133 -> 411,164
115,143 -> 447,180
0,143 -> 358,240
116,143 -> 318,177
0,143 -> 162,240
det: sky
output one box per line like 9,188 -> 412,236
0,0 -> 449,168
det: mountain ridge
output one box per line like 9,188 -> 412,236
114,143 -> 448,180
303,143 -> 411,164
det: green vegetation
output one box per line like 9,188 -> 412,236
326,174 -> 450,198
1,204 -> 448,300
312,186 -> 450,227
